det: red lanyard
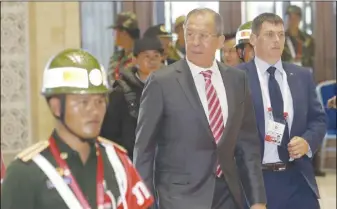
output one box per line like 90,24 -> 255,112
49,137 -> 105,209
267,107 -> 289,120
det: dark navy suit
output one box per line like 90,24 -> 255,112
237,59 -> 327,209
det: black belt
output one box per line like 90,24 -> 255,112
262,162 -> 294,172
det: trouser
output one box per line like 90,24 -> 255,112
262,167 -> 319,209
212,177 -> 238,209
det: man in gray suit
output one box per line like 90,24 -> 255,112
133,8 -> 266,209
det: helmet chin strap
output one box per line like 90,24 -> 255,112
237,43 -> 252,62
58,95 -> 96,143
236,45 -> 245,62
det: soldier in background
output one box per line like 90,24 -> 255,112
174,15 -> 186,59
235,21 -> 255,63
101,37 -> 164,160
143,24 -> 180,65
283,5 -> 324,176
221,33 -> 240,67
282,5 -> 314,68
108,12 -> 140,81
1,49 -> 153,209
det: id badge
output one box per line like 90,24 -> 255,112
265,119 -> 286,146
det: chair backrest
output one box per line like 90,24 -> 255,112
316,80 -> 336,106
316,80 -> 337,130
325,108 -> 337,131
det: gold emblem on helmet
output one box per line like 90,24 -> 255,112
160,25 -> 167,33
240,31 -> 251,37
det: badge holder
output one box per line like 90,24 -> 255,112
265,108 -> 288,146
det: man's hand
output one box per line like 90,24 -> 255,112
327,96 -> 336,109
251,203 -> 266,209
288,136 -> 309,159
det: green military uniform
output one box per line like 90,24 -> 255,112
108,49 -> 134,81
174,42 -> 185,58
108,12 -> 138,81
282,5 -> 315,68
174,15 -> 186,58
1,49 -> 122,209
143,24 -> 181,65
1,132 -> 121,209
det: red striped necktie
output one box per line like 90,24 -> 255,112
200,70 -> 224,177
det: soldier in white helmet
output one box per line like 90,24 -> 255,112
1,49 -> 153,209
235,21 -> 255,63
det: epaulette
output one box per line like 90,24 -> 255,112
97,137 -> 127,153
16,140 -> 50,162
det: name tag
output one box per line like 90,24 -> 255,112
265,119 -> 286,146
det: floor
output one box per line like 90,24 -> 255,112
317,172 -> 336,209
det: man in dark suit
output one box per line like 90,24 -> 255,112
236,13 -> 327,209
133,8 -> 266,209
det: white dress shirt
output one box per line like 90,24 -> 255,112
254,56 -> 294,164
186,59 -> 228,127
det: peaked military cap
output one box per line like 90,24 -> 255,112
286,5 -> 302,17
143,24 -> 172,38
109,11 -> 139,30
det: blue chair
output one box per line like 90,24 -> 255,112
316,80 -> 337,170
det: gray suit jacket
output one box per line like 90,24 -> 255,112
133,60 -> 266,209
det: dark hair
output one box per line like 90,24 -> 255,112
184,8 -> 224,36
133,37 -> 164,57
224,33 -> 236,40
117,26 -> 140,40
251,13 -> 284,35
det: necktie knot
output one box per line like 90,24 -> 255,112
200,70 -> 212,81
267,66 -> 277,77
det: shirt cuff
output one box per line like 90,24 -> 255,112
306,146 -> 313,158
289,146 -> 312,161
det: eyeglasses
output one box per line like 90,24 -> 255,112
185,31 -> 218,42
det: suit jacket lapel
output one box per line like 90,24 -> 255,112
217,62 -> 235,144
282,63 -> 300,137
246,60 -> 266,142
176,60 -> 213,137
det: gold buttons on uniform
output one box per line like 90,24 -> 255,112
64,169 -> 70,176
56,167 -> 64,176
60,152 -> 68,160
